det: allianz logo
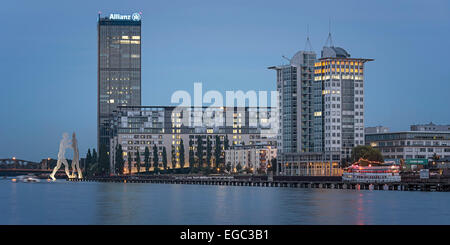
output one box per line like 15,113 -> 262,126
109,13 -> 141,21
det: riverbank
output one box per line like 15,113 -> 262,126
69,175 -> 450,192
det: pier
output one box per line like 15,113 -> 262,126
68,175 -> 450,192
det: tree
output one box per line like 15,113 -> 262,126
268,158 -> 277,174
92,148 -> 98,161
135,149 -> 141,174
214,135 -> 222,168
206,136 -> 212,168
246,163 -> 253,174
189,139 -> 195,170
98,143 -> 109,175
144,146 -> 150,173
153,144 -> 159,173
116,145 -> 124,175
236,163 -> 243,172
162,147 -> 168,170
226,163 -> 232,173
85,149 -> 92,177
432,153 -> 440,161
92,148 -> 98,175
114,145 -> 119,174
350,145 -> 383,163
341,156 -> 351,168
224,135 -> 230,150
171,145 -> 176,169
196,135 -> 204,168
127,151 -> 132,175
179,139 -> 185,169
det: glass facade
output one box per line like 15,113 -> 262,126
314,54 -> 372,161
98,16 -> 142,151
271,51 -> 316,154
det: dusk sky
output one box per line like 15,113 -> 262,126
0,0 -> 449,161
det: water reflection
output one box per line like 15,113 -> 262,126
1,179 -> 450,225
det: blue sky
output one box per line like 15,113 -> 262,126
0,0 -> 449,161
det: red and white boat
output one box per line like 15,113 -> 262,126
343,159 -> 401,183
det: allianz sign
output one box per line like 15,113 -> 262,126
109,13 -> 141,21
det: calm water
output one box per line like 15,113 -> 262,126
1,178 -> 449,225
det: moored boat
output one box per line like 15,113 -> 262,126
343,159 -> 401,183
11,174 -> 41,183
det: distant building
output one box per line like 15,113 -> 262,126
365,131 -> 450,168
410,122 -> 450,132
225,144 -> 277,174
365,126 -> 389,134
109,106 -> 277,174
40,158 -> 57,170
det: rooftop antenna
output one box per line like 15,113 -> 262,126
325,18 -> 333,47
282,55 -> 290,65
304,24 -> 313,51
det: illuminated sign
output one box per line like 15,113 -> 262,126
109,13 -> 141,21
405,159 -> 428,165
132,13 -> 141,21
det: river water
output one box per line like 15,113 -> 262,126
1,178 -> 449,225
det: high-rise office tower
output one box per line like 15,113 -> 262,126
97,13 -> 142,152
269,51 -> 316,154
271,39 -> 373,175
313,46 -> 373,161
